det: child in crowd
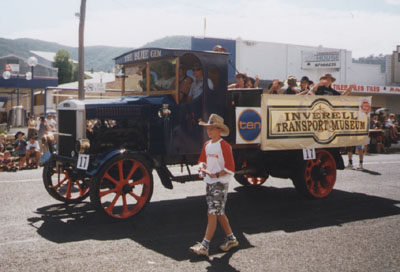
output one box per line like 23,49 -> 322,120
1,151 -> 17,171
14,131 -> 27,169
189,114 -> 239,257
26,135 -> 41,168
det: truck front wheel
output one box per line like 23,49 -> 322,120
90,154 -> 153,219
292,150 -> 337,199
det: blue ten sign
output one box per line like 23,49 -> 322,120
238,109 -> 262,142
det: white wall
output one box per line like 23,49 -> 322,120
348,63 -> 385,85
235,39 -> 384,86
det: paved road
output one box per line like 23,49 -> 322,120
0,153 -> 399,272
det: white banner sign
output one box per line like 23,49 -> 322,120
261,95 -> 371,150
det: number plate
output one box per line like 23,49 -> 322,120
77,154 -> 90,170
303,148 -> 316,160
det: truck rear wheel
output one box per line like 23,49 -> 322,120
90,154 -> 153,220
235,174 -> 268,186
43,161 -> 90,204
292,150 -> 337,199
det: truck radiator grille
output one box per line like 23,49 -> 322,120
58,110 -> 76,157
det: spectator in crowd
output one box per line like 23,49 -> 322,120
375,122 -> 387,153
179,64 -> 194,102
14,131 -> 27,169
1,151 -> 17,172
26,135 -> 41,168
27,115 -> 37,139
298,76 -> 314,95
370,115 -> 378,129
0,133 -> 5,152
283,76 -> 298,94
37,117 -> 48,154
266,79 -> 284,94
385,113 -> 399,141
346,146 -> 364,170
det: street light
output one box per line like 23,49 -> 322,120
26,56 -> 38,116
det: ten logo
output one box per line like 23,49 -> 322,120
238,109 -> 262,142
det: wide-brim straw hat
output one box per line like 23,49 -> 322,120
320,73 -> 336,82
199,113 -> 230,137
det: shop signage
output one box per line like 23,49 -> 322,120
261,95 -> 370,150
332,83 -> 400,95
302,51 -> 341,69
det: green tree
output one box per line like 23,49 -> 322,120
53,50 -> 73,84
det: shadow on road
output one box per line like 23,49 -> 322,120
28,186 -> 400,263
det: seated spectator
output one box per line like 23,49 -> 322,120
14,131 -> 27,169
1,151 -> 17,172
26,135 -> 41,169
266,79 -> 284,94
283,76 -> 299,94
0,133 -> 5,152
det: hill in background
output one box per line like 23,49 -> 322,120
0,37 -> 133,72
0,36 -> 387,73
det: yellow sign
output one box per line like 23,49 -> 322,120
261,95 -> 371,150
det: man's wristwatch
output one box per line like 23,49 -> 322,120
216,172 -> 219,178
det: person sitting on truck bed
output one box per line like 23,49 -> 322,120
311,74 -> 352,96
283,76 -> 299,94
298,76 -> 314,95
266,79 -> 284,94
228,73 -> 246,89
188,63 -> 213,102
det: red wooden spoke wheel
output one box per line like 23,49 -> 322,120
43,163 -> 90,203
90,154 -> 153,219
235,174 -> 268,186
292,149 -> 337,199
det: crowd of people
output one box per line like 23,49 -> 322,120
0,114 -> 57,172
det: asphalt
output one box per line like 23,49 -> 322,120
0,152 -> 399,272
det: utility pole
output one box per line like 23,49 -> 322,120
78,0 -> 86,100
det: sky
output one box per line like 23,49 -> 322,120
1,0 -> 399,58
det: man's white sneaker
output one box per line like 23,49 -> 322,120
356,164 -> 364,170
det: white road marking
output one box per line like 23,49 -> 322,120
0,238 -> 40,246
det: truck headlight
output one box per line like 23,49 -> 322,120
75,139 -> 90,154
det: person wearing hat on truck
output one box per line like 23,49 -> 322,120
298,76 -> 314,95
189,114 -> 239,256
283,76 -> 299,94
311,74 -> 352,96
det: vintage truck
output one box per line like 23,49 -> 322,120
43,48 -> 370,219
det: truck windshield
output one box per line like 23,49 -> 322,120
124,58 -> 178,93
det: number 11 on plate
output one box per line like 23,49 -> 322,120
303,148 -> 316,160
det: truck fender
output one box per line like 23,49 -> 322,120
87,149 -> 148,176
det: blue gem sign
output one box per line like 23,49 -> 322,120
238,109 -> 262,142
